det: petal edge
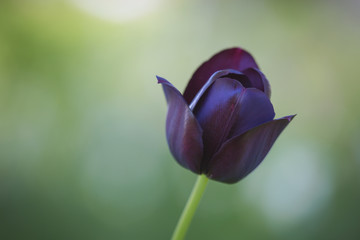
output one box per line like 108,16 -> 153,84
183,48 -> 259,104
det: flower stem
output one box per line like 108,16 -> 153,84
171,174 -> 209,240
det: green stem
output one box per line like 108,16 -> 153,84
171,174 -> 209,240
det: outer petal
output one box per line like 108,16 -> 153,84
206,115 -> 296,183
243,68 -> 271,98
183,48 -> 259,104
157,76 -> 204,173
193,78 -> 275,170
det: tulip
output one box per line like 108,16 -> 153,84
158,47 -> 295,184
158,48 -> 296,240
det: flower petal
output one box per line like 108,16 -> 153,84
157,76 -> 204,173
243,68 -> 271,98
227,87 -> 275,138
189,69 -> 248,110
206,115 -> 296,184
183,48 -> 259,104
193,78 -> 274,170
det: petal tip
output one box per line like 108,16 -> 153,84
285,114 -> 297,122
156,75 -> 166,84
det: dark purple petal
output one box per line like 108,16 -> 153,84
243,68 -> 271,98
189,69 -> 248,110
219,72 -> 252,88
193,78 -> 275,170
227,87 -> 275,138
183,48 -> 259,104
157,76 -> 203,173
206,115 -> 296,184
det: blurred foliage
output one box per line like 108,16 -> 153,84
1,0 -> 360,239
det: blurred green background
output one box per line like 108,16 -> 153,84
1,0 -> 360,239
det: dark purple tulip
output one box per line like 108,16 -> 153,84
158,48 -> 295,184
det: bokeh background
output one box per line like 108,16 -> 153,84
1,0 -> 360,239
